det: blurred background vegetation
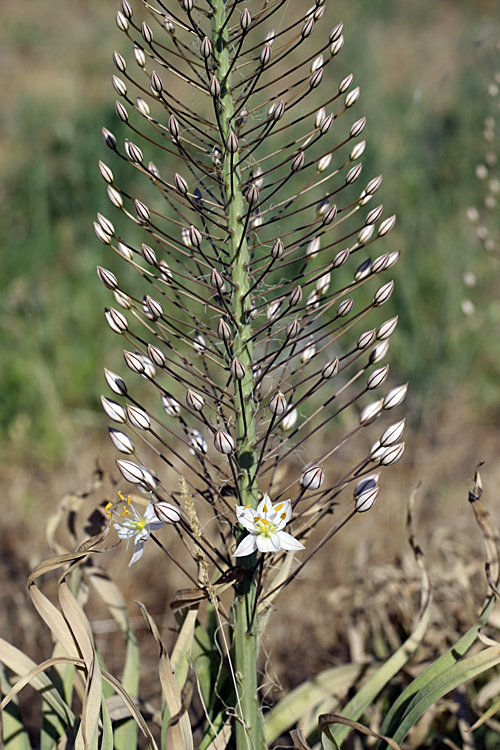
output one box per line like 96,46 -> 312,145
1,0 -> 500,613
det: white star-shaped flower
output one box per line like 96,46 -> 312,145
234,495 -> 305,557
110,495 -> 179,566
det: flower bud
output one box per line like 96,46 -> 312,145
371,253 -> 389,274
161,393 -> 181,417
369,339 -> 389,364
380,419 -> 405,447
281,406 -> 297,431
155,502 -> 181,524
374,281 -> 394,306
350,117 -> 366,138
126,404 -> 151,430
271,238 -> 284,259
186,389 -> 204,411
226,132 -> 239,153
307,237 -> 321,257
145,295 -> 163,319
317,153 -> 332,172
333,248 -> 350,268
322,358 -> 339,379
124,350 -> 145,374
200,36 -> 212,59
379,443 -> 405,466
105,307 -> 128,334
240,9 -> 252,29
267,300 -> 281,322
214,430 -> 234,454
337,298 -> 353,317
377,316 -> 398,340
135,200 -> 150,224
260,43 -> 272,66
101,396 -> 126,423
286,320 -> 300,339
217,318 -> 232,341
359,400 -> 383,425
354,473 -> 379,498
301,338 -> 316,363
350,140 -> 366,161
147,344 -> 166,367
301,465 -> 325,490
193,331 -> 207,354
316,273 -> 330,295
117,241 -> 133,260
383,384 -> 408,410
367,365 -> 389,390
330,36 -> 344,55
134,46 -> 146,68
231,358 -> 246,380
189,429 -> 207,455
355,486 -> 379,512
289,286 -> 303,306
345,87 -> 360,108
105,368 -> 127,395
269,391 -> 287,415
97,266 -> 118,290
291,151 -> 305,172
357,329 -> 376,350
378,215 -> 396,237
116,460 -> 146,485
109,428 -> 135,454
339,73 -> 354,94
98,161 -> 114,184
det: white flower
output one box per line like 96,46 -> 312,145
109,495 -> 176,566
234,495 -> 305,557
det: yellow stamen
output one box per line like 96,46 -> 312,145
275,502 -> 284,511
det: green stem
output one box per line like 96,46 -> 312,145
211,4 -> 262,749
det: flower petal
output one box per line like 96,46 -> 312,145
256,533 -> 281,553
129,540 -> 146,566
234,533 -> 258,557
276,530 -> 305,551
257,494 -> 272,518
236,504 -> 257,532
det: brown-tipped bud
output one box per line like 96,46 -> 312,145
162,393 -> 181,417
271,238 -> 284,259
346,164 -> 363,185
374,281 -> 394,307
301,465 -> 325,490
141,22 -> 153,43
231,358 -> 246,380
314,5 -> 325,19
124,140 -> 143,164
186,389 -> 204,411
286,320 -> 300,339
269,391 -> 287,415
105,307 -> 128,333
97,266 -> 118,290
378,215 -> 397,237
135,200 -> 150,224
109,428 -> 135,455
150,71 -> 163,96
115,101 -> 128,123
134,46 -> 146,68
369,339 -> 389,364
333,248 -> 350,268
350,140 -> 366,161
367,365 -> 389,390
289,286 -> 303,306
366,205 -> 384,225
121,0 -> 133,18
200,36 -> 212,59
371,254 -> 389,274
144,295 -> 163,319
360,400 -> 383,425
193,331 -> 207,354
147,344 -> 165,367
357,329 -> 376,350
345,87 -> 360,108
217,318 -> 232,341
379,443 -> 405,466
320,114 -> 334,134
317,153 -> 332,172
107,186 -> 123,208
383,384 -> 408,410
102,127 -> 117,150
307,237 -> 321,258
322,204 -> 337,225
337,298 -> 353,317
309,69 -> 323,89
226,132 -> 239,154
114,288 -> 131,307
214,430 -> 234,454
116,459 -> 146,485
174,173 -> 188,195
301,16 -> 314,38
113,51 -> 126,72
380,419 -> 405,447
240,8 -> 252,29
291,152 -> 305,172
116,10 -> 129,32
247,184 -> 259,206
339,73 -> 354,93
141,243 -> 157,266
330,35 -> 344,55
209,76 -> 221,98
182,0 -> 194,10
126,404 -> 151,430
101,396 -> 127,423
260,43 -> 272,66
124,350 -> 146,374
168,114 -> 180,139
366,175 -> 383,195
350,117 -> 367,138
322,358 -> 339,379
376,317 -> 398,341
98,213 -> 115,236
210,269 -> 225,292
105,368 -> 127,395
189,225 -> 203,247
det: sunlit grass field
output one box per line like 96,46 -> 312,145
2,0 -> 500,745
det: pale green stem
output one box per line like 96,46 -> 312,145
211,4 -> 262,749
